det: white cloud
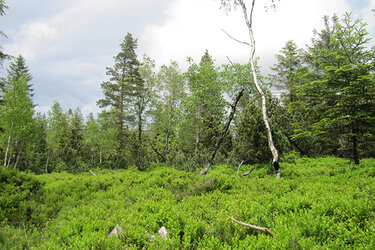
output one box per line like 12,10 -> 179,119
3,0 -> 367,117
141,0 -> 351,71
5,20 -> 58,59
362,0 -> 375,33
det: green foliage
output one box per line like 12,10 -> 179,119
1,157 -> 374,249
0,73 -> 36,170
0,168 -> 43,227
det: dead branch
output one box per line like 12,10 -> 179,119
242,167 -> 255,176
237,160 -> 244,177
200,88 -> 244,176
222,29 -> 250,46
237,161 -> 255,177
229,216 -> 274,237
89,170 -> 96,176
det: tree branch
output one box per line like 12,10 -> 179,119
242,167 -> 255,176
222,29 -> 250,46
229,216 -> 274,237
237,160 -> 244,177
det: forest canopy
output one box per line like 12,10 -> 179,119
0,11 -> 374,173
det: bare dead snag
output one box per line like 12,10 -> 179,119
89,170 -> 96,176
229,216 -> 274,237
200,89 -> 245,176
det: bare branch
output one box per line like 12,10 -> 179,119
229,216 -> 274,237
242,167 -> 255,176
237,160 -> 244,177
222,29 -> 250,46
89,170 -> 96,176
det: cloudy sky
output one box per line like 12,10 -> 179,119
1,0 -> 374,117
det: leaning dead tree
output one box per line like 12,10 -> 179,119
200,89 -> 244,176
222,0 -> 282,178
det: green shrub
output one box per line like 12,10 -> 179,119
1,157 -> 375,249
0,168 -> 43,227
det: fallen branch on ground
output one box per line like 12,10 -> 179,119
228,216 -> 274,237
242,167 -> 255,176
237,161 -> 255,177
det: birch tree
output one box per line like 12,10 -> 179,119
0,74 -> 35,169
220,0 -> 281,178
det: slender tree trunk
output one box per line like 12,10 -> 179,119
238,0 -> 281,178
201,89 -> 244,176
3,134 -> 11,168
138,109 -> 142,147
119,82 -> 125,153
195,106 -> 202,151
14,151 -> 20,169
7,154 -> 12,168
45,151 -> 50,173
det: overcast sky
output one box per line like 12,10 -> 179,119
1,0 -> 374,117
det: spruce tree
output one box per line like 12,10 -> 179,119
6,55 -> 34,97
293,14 -> 375,164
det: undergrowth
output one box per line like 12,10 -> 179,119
1,156 -> 374,249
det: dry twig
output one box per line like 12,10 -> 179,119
229,216 -> 274,237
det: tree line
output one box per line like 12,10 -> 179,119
0,10 -> 374,173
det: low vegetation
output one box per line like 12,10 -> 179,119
1,156 -> 374,249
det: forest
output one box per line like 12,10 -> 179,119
1,0 -> 375,248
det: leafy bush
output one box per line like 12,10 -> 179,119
0,168 -> 43,227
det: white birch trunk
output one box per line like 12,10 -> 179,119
3,135 -> 11,168
238,0 -> 281,178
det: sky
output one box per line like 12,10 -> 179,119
0,0 -> 374,117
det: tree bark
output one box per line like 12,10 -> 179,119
238,0 -> 281,178
45,151 -> 50,173
138,105 -> 143,147
150,140 -> 166,163
200,89 -> 244,176
119,81 -> 125,153
3,134 -> 11,168
195,106 -> 202,151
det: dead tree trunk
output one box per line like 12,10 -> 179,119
238,0 -> 281,178
200,89 -> 244,176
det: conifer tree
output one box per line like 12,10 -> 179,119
292,14 -> 375,164
97,33 -> 144,163
6,55 -> 34,96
